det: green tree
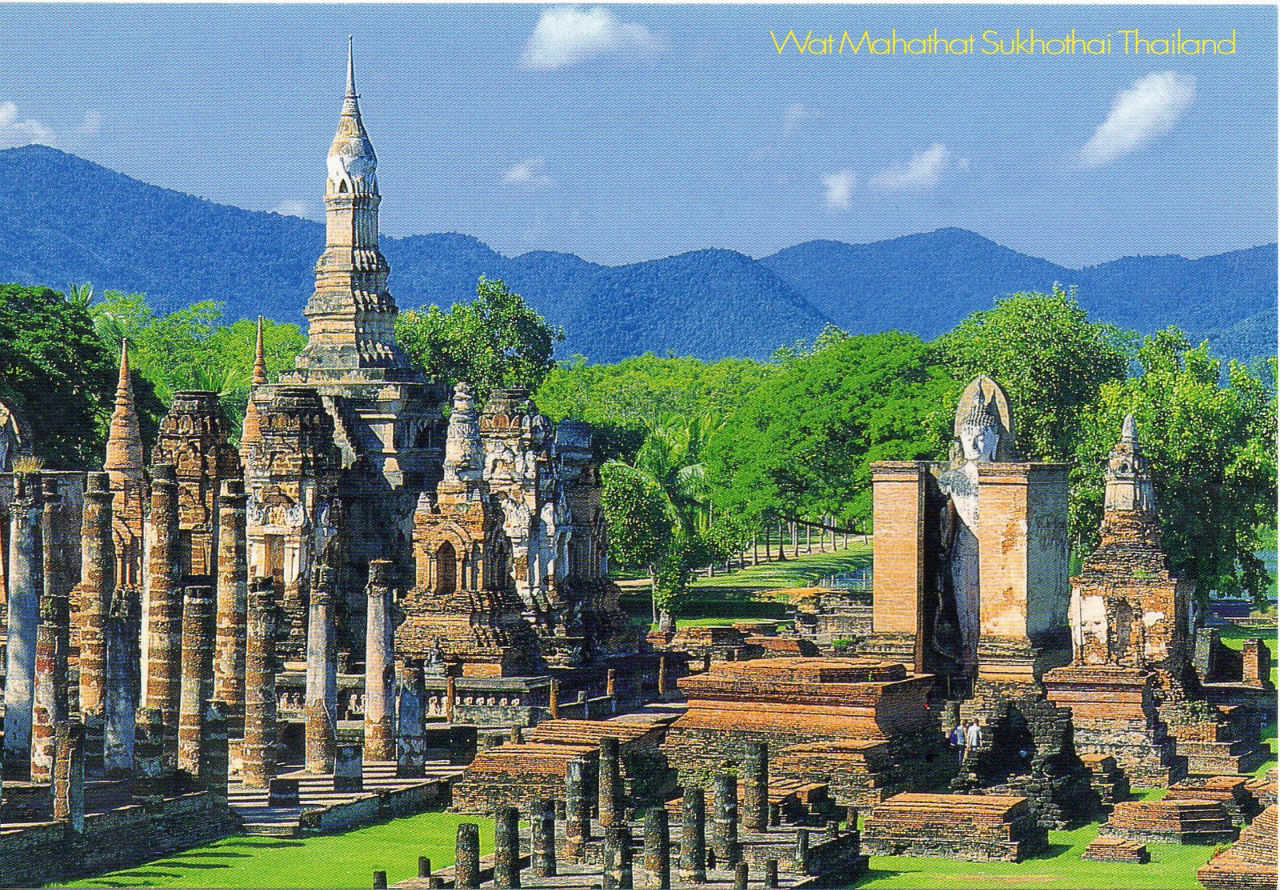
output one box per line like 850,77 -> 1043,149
1072,328 -> 1277,605
706,331 -> 960,533
397,277 -> 564,399
600,461 -> 678,624
937,286 -> 1132,461
0,283 -> 117,468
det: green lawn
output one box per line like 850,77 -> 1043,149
58,812 -> 495,889
689,541 -> 872,591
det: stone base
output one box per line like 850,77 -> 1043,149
1081,837 -> 1149,863
862,793 -> 1048,862
1100,799 -> 1237,845
1197,805 -> 1277,890
1165,776 -> 1262,827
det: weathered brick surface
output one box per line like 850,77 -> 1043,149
1166,776 -> 1262,828
1197,804 -> 1277,890
861,793 -> 1048,862
1081,836 -> 1149,863
1100,799 -> 1237,845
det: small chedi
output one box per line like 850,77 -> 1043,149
1043,414 -> 1269,784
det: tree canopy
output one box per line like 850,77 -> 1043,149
937,285 -> 1131,461
0,283 -> 116,467
397,277 -> 563,400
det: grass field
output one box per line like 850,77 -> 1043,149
688,541 -> 872,591
59,812 -> 495,889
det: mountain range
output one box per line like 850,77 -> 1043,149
0,145 -> 1274,364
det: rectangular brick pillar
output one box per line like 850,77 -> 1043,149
53,721 -> 85,832
868,461 -> 931,671
104,586 -> 139,778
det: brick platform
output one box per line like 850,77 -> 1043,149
1080,753 -> 1131,814
861,793 -> 1049,862
1197,804 -> 1277,890
1081,837 -> 1149,863
1166,776 -> 1262,828
1100,798 -> 1237,845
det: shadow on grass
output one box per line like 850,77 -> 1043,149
164,850 -> 251,860
218,838 -> 306,850
1034,843 -> 1074,860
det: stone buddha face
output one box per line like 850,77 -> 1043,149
959,419 -> 999,462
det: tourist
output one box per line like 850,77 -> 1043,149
956,719 -> 971,762
965,719 -> 982,757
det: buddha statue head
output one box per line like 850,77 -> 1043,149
958,389 -> 1001,463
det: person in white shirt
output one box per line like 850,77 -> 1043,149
965,720 -> 982,754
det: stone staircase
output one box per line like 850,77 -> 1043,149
228,759 -> 463,836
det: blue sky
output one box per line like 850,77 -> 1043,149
0,4 -> 1274,266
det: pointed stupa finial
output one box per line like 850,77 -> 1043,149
346,35 -> 357,99
104,338 -> 144,479
1121,412 -> 1137,446
252,316 -> 267,386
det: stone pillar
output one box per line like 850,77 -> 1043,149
143,464 -> 182,771
103,585 -> 139,778
178,584 -> 215,774
305,566 -> 337,774
418,857 -> 432,879
197,700 -> 229,804
711,772 -> 739,866
334,743 -> 363,792
31,585 -> 69,782
657,656 -> 668,698
53,721 -> 85,832
643,806 -> 670,888
494,805 -> 520,888
242,577 -> 278,789
397,659 -> 427,777
845,805 -> 859,829
372,871 -> 387,890
603,825 -> 633,890
598,735 -> 622,827
455,822 -> 480,890
564,756 -> 591,863
79,471 -> 115,718
213,479 -> 248,737
548,678 -> 560,719
679,785 -> 706,883
444,673 -> 456,723
3,473 -> 42,780
531,797 -> 556,877
764,859 -> 779,888
133,707 -> 167,797
733,860 -> 748,890
794,827 -> 810,873
363,560 -> 395,761
742,741 -> 768,831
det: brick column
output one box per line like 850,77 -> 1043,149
494,805 -> 520,888
602,825 -> 633,890
397,659 -> 426,777
143,464 -> 183,771
242,577 -> 278,789
133,707 -> 168,797
178,583 -> 215,774
742,741 -> 768,831
363,559 -> 395,761
31,584 -> 69,782
213,479 -> 248,737
679,785 -> 706,883
53,722 -> 85,832
103,586 -> 139,778
598,735 -> 622,827
711,772 -> 739,866
644,807 -> 671,888
868,462 -> 930,671
79,472 -> 115,717
305,566 -> 337,774
197,700 -> 230,805
455,822 -> 480,890
3,473 -> 42,779
530,797 -> 556,877
564,756 -> 591,863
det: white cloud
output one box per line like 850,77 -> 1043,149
520,6 -> 669,70
271,200 -> 315,219
0,101 -> 54,148
502,157 -> 555,190
782,102 -> 820,138
1078,71 -> 1196,168
821,168 -> 857,209
867,143 -> 961,190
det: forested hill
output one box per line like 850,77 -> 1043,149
1,145 -> 1274,363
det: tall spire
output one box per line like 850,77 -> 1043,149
293,37 -> 407,376
346,35 -> 357,99
1104,413 -> 1157,516
252,317 -> 267,386
104,339 -> 144,480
